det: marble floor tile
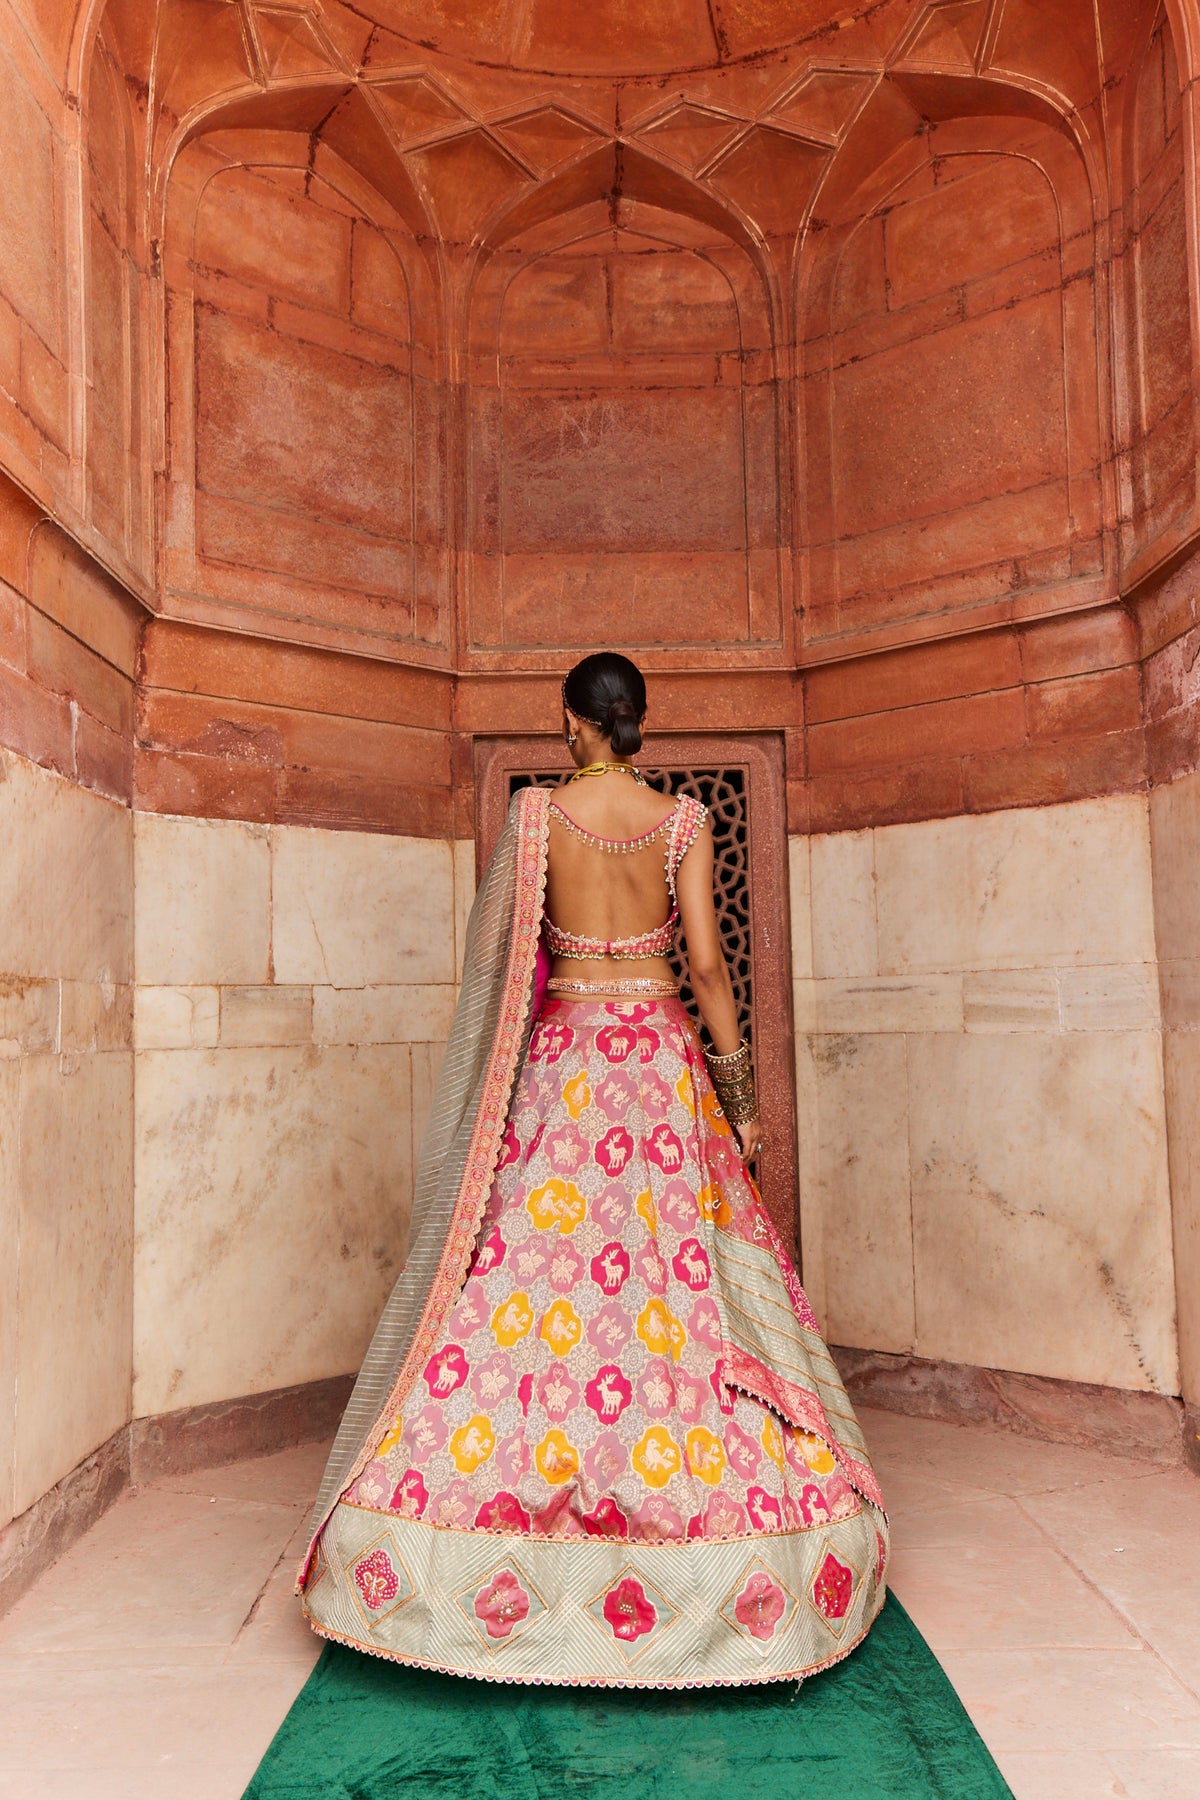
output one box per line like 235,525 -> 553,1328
989,1749 -> 1126,1800
0,1660 -> 307,1771
0,1486 -> 299,1661
1019,1471 -> 1200,1693
933,1646 -> 1200,1752
0,1415 -> 1197,1797
1104,1748 -> 1200,1799
860,1406 -> 1176,1497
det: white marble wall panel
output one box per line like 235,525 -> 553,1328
14,1051 -> 134,1515
272,828 -> 454,987
131,817 -> 460,1422
801,1034 -> 915,1355
134,815 -> 269,986
134,1045 -> 414,1416
0,754 -> 134,1533
810,830 -> 877,976
874,796 -> 1156,974
0,1062 -> 19,1530
790,794 -> 1178,1398
907,1033 -> 1176,1392
1151,769 -> 1200,1405
0,751 -> 131,982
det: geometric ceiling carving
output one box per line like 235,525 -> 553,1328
892,0 -> 988,73
494,106 -> 605,176
763,68 -> 876,142
636,103 -> 744,173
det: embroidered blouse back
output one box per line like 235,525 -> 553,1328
543,792 -> 707,964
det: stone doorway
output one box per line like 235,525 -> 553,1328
474,733 -> 797,1252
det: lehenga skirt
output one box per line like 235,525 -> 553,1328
302,997 -> 888,1686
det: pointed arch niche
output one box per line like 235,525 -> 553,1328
463,154 -> 787,669
798,79 -> 1109,651
160,109 -> 447,659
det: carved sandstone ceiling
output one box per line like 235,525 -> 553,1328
92,0 -> 1158,279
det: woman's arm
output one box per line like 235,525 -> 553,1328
675,822 -> 761,1161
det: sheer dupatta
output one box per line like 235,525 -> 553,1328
299,786 -> 550,1585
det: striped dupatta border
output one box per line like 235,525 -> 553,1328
298,786 -> 550,1587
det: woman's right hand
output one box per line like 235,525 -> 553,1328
735,1117 -> 761,1163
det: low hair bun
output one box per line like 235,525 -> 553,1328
562,652 -> 647,759
606,696 -> 643,758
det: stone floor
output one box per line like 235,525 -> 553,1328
0,1408 -> 1197,1799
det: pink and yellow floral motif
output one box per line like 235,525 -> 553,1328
734,1570 -> 787,1641
353,1547 -> 400,1612
449,1415 -> 495,1474
344,994 -> 882,1587
539,1298 -> 582,1355
585,1364 -> 633,1423
473,1569 -> 530,1640
535,1428 -> 580,1486
526,1179 -> 586,1234
632,1425 -> 682,1489
685,1426 -> 727,1486
602,1576 -> 657,1642
563,1070 -> 591,1120
491,1292 -> 533,1347
791,1429 -> 836,1475
811,1550 -> 854,1621
636,1298 -> 685,1362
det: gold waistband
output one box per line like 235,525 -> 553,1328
545,977 -> 679,998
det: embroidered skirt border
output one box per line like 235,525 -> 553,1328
303,1495 -> 888,1688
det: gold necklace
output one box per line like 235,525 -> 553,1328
567,761 -> 647,785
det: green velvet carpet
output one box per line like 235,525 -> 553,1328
243,1596 -> 1012,1799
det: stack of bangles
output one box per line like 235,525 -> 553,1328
703,1039 -> 759,1127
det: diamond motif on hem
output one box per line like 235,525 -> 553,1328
718,1557 -> 798,1652
806,1542 -> 859,1637
456,1562 -> 547,1654
346,1532 -> 415,1632
584,1565 -> 680,1663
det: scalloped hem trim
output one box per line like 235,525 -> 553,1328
301,1591 -> 886,1690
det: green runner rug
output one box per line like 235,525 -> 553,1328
243,1596 -> 1012,1799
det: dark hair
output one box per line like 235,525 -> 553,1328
562,652 -> 646,758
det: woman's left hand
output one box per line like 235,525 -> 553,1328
735,1118 -> 760,1163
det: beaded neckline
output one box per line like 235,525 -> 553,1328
548,797 -> 677,854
